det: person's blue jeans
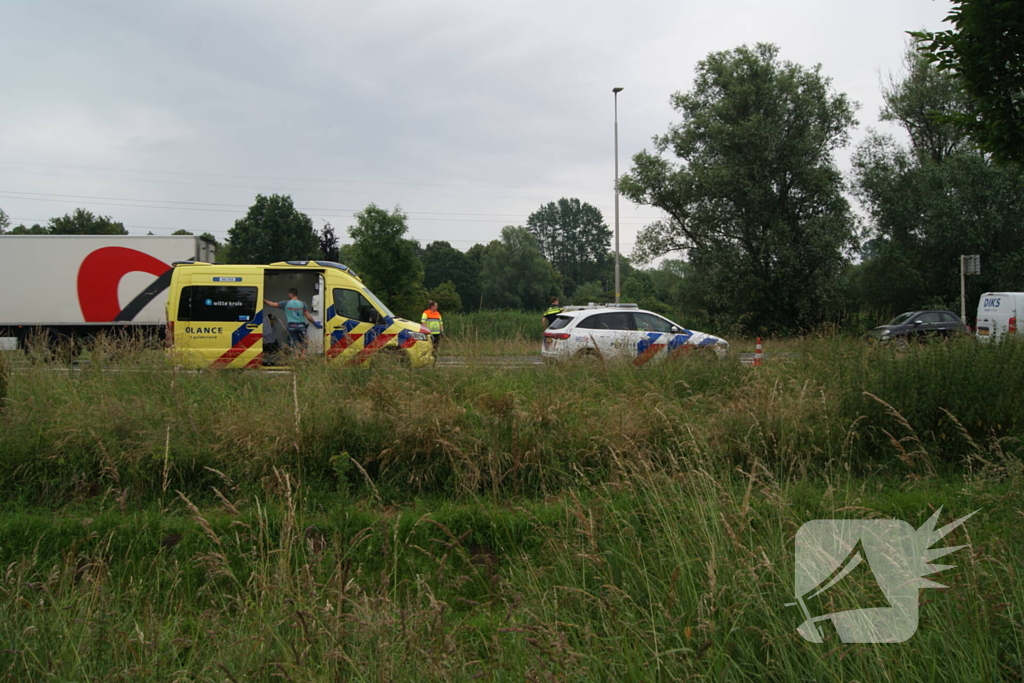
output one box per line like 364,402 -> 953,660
286,324 -> 307,348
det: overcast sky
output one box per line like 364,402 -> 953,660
1,0 -> 953,259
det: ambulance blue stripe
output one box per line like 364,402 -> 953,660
362,326 -> 381,347
330,319 -> 361,343
326,304 -> 336,320
361,320 -> 392,348
231,310 -> 263,347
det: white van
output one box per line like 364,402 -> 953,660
975,292 -> 1024,341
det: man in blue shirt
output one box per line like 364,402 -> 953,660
263,288 -> 321,358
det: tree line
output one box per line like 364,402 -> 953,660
4,0 -> 1021,334
220,196 -> 626,321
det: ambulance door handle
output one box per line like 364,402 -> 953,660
245,323 -> 259,330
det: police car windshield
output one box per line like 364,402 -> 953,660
361,287 -> 395,319
547,315 -> 573,330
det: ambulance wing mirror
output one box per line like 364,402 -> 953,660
670,325 -> 681,333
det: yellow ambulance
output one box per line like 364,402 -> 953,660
166,260 -> 435,368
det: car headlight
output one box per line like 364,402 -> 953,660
410,332 -> 429,341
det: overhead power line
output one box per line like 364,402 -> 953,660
4,215 -> 640,248
1,159 -> 612,192
0,166 -> 637,204
0,190 -> 661,226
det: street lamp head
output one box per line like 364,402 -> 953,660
612,87 -> 624,93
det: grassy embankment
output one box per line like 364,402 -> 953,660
0,325 -> 1022,681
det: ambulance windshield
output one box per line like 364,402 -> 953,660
362,287 -> 395,319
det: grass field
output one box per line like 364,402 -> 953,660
0,333 -> 1022,681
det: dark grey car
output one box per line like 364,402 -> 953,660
866,310 -> 967,343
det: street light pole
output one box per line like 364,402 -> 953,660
613,87 -> 623,304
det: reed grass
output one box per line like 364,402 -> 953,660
0,334 -> 1022,680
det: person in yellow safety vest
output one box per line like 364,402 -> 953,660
543,296 -> 563,328
421,300 -> 444,349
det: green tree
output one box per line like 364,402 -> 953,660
479,227 -> 555,310
618,43 -> 858,334
852,48 -> 1024,315
422,241 -> 480,310
227,194 -> 319,264
647,259 -> 689,312
337,243 -> 356,266
9,224 -> 47,234
526,198 -> 611,294
428,281 -> 463,314
912,0 -> 1024,164
571,281 -> 606,305
171,228 -> 221,249
318,222 -> 340,262
0,208 -> 8,234
48,208 -> 127,235
879,41 -> 973,164
347,204 -> 424,315
463,243 -> 489,311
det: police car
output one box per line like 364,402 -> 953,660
542,303 -> 728,365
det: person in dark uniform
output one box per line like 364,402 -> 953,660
542,297 -> 563,328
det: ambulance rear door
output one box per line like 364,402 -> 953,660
173,271 -> 263,368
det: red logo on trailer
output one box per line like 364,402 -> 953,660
76,247 -> 172,322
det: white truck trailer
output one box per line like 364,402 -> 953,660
0,234 -> 216,350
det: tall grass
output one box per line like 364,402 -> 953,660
445,310 -> 544,342
2,336 -> 1024,506
0,350 -> 8,411
1,335 -> 1023,679
0,453 -> 1020,680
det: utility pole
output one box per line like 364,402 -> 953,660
613,87 -> 623,304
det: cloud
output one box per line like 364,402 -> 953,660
0,0 -> 952,250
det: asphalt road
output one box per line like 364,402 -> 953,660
5,353 -> 763,371
434,353 -> 762,367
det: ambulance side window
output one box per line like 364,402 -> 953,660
333,288 -> 381,324
177,285 -> 258,322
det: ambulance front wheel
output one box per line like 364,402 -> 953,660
372,348 -> 411,369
